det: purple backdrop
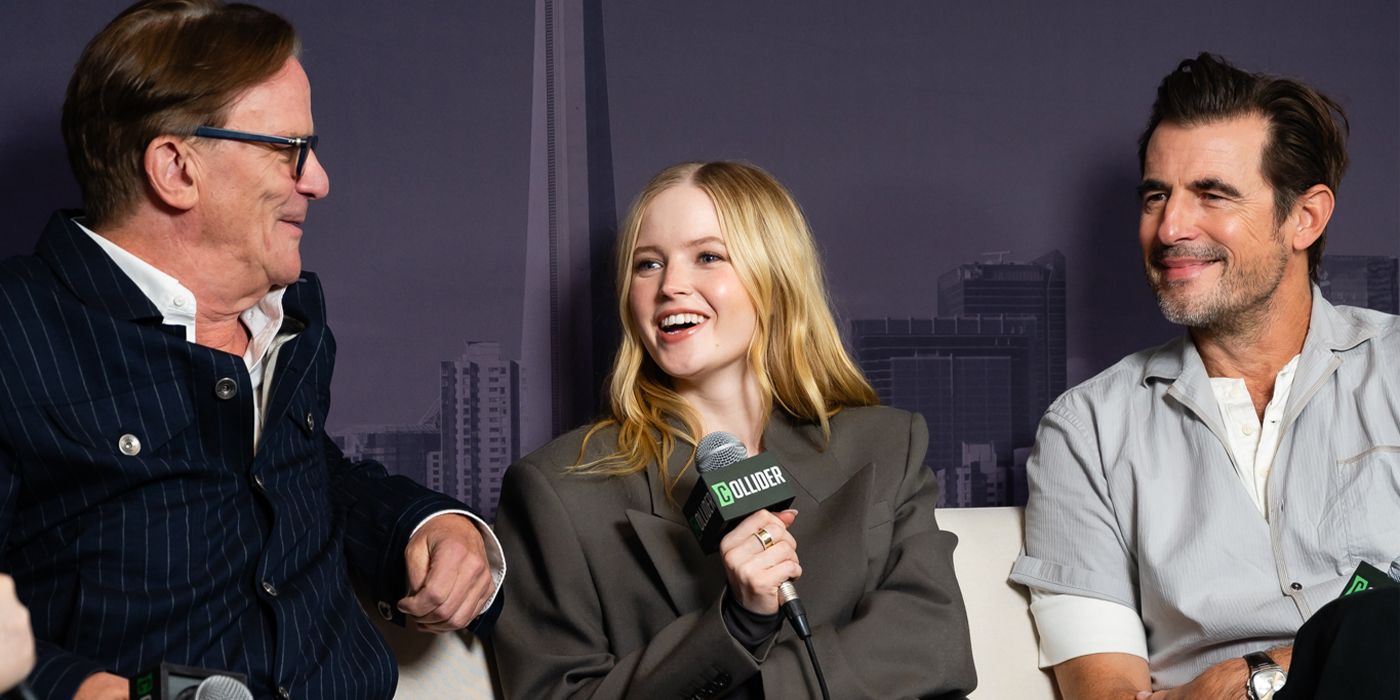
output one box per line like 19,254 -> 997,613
2,1 -> 1396,513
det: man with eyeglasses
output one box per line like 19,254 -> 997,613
0,2 -> 503,698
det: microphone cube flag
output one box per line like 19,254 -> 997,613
684,451 -> 795,553
130,662 -> 250,700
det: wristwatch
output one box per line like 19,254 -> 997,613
1244,651 -> 1287,700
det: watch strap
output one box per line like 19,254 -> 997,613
1243,651 -> 1284,700
1243,651 -> 1276,673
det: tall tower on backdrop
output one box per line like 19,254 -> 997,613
521,0 -> 618,451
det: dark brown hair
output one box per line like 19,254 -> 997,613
1138,53 -> 1349,282
62,0 -> 300,229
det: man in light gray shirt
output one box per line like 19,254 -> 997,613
1011,53 -> 1399,699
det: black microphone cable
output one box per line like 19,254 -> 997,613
779,581 -> 829,700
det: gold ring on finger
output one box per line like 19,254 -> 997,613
754,527 -> 775,550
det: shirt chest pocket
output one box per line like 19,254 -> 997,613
257,396 -> 327,486
279,396 -> 322,450
1333,445 -> 1400,567
40,379 -> 196,475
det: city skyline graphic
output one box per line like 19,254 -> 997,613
335,250 -> 1400,518
3,3 -> 1397,519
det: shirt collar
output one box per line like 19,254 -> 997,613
1300,283 -> 1381,353
242,287 -> 289,371
76,217 -> 288,370
36,210 -> 161,322
77,219 -> 198,341
1141,285 -> 1383,386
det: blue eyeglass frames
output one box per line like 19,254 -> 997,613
192,126 -> 319,178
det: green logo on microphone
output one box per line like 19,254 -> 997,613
1344,575 -> 1370,596
711,482 -> 734,507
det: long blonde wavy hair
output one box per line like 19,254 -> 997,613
574,162 -> 877,491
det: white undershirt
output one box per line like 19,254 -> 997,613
1209,355 -> 1299,517
79,220 -> 504,610
1028,355 -> 1301,668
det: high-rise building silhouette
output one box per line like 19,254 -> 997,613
855,315 -> 1039,445
522,0 -> 618,452
440,342 -> 522,520
1320,254 -> 1399,314
854,250 -> 1068,507
426,450 -> 444,495
937,251 -> 1066,407
853,315 -> 1038,506
954,442 -> 1009,508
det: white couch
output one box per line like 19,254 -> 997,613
374,506 -> 1057,699
937,506 -> 1059,699
365,599 -> 498,699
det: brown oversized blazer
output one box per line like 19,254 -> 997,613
492,406 -> 977,699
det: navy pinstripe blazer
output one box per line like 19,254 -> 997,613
0,212 -> 477,699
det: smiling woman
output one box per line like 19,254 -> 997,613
595,162 -> 882,486
492,161 -> 978,699
626,182 -> 760,417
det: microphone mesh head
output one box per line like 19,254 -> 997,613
695,431 -> 748,472
194,676 -> 254,700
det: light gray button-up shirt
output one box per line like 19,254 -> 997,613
1010,287 -> 1400,688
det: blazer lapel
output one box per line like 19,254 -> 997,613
625,509 -> 721,616
626,439 -> 725,615
762,410 -> 847,505
36,211 -> 163,323
762,411 -> 881,625
260,279 -> 320,439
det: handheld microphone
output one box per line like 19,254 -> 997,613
683,432 -> 796,554
683,432 -> 810,636
130,662 -> 252,700
1340,561 -> 1400,598
685,431 -> 828,699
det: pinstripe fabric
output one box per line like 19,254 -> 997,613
0,212 -> 475,699
1010,286 -> 1400,688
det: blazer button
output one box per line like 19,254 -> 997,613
252,474 -> 266,490
118,434 -> 141,456
262,580 -> 278,597
214,377 -> 238,400
277,686 -> 292,700
304,411 -> 315,432
377,600 -> 394,620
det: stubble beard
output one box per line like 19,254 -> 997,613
1147,230 -> 1291,338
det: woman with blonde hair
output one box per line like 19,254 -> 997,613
493,161 -> 975,699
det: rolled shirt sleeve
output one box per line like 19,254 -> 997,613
1028,589 -> 1148,667
1010,403 -> 1139,609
